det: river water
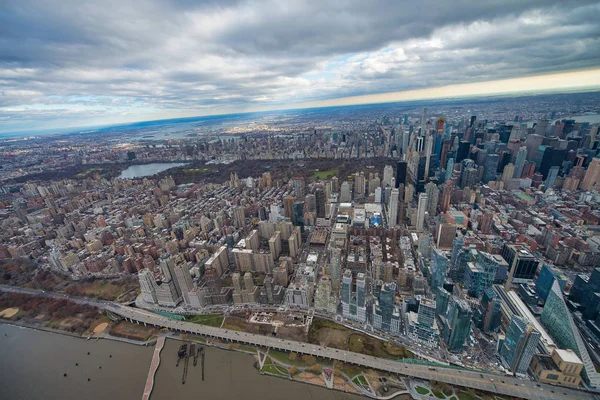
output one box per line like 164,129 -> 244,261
118,163 -> 187,179
0,324 -> 367,400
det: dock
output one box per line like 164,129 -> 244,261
142,336 -> 165,400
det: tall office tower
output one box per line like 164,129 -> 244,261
396,160 -> 407,187
541,281 -> 600,387
483,153 -> 500,183
477,287 -> 501,333
374,187 -> 382,203
536,263 -> 567,303
464,251 -> 501,298
416,193 -> 427,231
514,146 -> 527,178
383,165 -> 394,187
501,244 -> 539,289
139,269 -> 158,304
425,182 -> 439,217
525,134 -> 544,161
283,195 -> 294,219
341,269 -> 352,318
204,267 -> 222,296
545,166 -> 559,190
331,176 -> 339,192
290,177 -> 305,197
404,183 -> 414,203
424,131 -> 433,182
456,141 -> 471,163
430,248 -> 448,291
500,315 -> 541,374
440,183 -> 453,213
329,247 -> 342,290
315,189 -> 326,218
305,194 -> 316,213
377,282 -> 396,331
417,297 -> 437,327
174,261 -> 194,305
388,188 -> 399,227
534,120 -> 549,136
354,172 -> 366,198
435,288 -> 451,316
232,206 -> 246,228
501,163 -> 515,185
292,202 -> 304,231
460,166 -> 478,189
581,157 -> 600,191
441,298 -> 473,352
420,107 -> 428,136
356,273 -> 367,323
445,158 -> 455,182
340,181 -> 351,202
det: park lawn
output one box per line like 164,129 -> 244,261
416,386 -> 430,395
269,349 -> 320,367
433,389 -> 447,399
186,314 -> 224,327
352,375 -> 368,387
261,362 -> 289,377
348,333 -> 413,359
312,169 -> 337,179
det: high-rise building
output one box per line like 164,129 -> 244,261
500,315 -> 541,374
464,251 -> 501,298
139,269 -> 158,304
483,153 -> 500,183
501,244 -> 539,288
514,146 -> 527,179
340,181 -> 351,202
383,165 -> 394,187
501,163 -> 515,185
290,177 -> 305,198
354,172 -> 366,198
441,298 -> 472,352
329,247 -> 342,290
430,248 -> 448,291
283,195 -> 294,219
545,166 -> 560,190
581,157 -> 600,191
425,182 -> 439,216
292,201 -> 304,231
174,261 -> 194,305
396,161 -> 407,187
388,188 -> 399,227
341,269 -> 367,323
232,206 -> 246,228
372,282 -> 398,333
536,263 -> 567,303
476,287 -> 501,333
540,281 -> 600,387
416,193 -> 427,231
315,189 -> 326,218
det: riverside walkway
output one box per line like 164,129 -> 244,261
142,336 -> 165,400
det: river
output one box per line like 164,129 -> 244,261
118,163 -> 187,179
0,324 -> 368,400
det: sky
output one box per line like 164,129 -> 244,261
1,0 -> 600,134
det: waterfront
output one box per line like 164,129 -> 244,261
118,163 -> 187,179
0,323 -> 152,400
0,324 -> 368,400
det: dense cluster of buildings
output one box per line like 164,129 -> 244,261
2,97 -> 600,390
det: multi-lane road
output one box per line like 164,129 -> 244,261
1,285 -> 598,400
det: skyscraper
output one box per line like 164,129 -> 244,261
416,193 -> 427,231
139,269 -> 158,304
430,248 -> 448,291
425,182 -> 439,217
500,315 -> 541,374
340,181 -> 351,202
174,261 -> 194,305
388,188 -> 399,227
514,146 -> 527,179
441,298 -> 472,352
581,157 -> 600,191
383,165 -> 394,187
315,189 -> 326,218
501,244 -> 539,288
395,161 -> 407,187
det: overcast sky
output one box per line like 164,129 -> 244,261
1,0 -> 600,133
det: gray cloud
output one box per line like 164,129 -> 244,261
0,0 -> 599,132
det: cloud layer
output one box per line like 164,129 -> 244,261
1,0 -> 599,132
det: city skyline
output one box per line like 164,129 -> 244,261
2,0 -> 600,133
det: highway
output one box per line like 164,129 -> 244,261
1,285 -> 598,400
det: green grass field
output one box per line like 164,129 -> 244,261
186,314 -> 224,327
312,169 -> 337,179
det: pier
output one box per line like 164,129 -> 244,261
142,336 -> 165,400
